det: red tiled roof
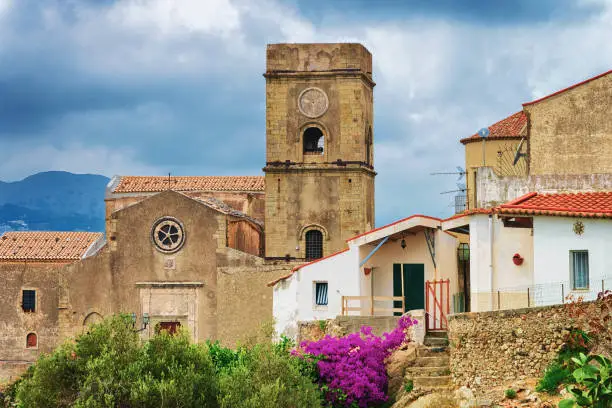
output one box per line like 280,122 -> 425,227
113,176 -> 265,193
267,248 -> 350,287
0,231 -> 104,261
498,192 -> 612,218
523,69 -> 612,106
460,111 -> 527,145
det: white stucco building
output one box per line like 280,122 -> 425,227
269,215 -> 461,339
443,192 -> 612,312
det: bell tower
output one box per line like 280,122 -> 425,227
263,43 -> 376,259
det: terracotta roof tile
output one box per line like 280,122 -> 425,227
113,176 -> 265,193
193,196 -> 263,228
0,231 -> 104,261
460,111 -> 527,145
498,192 -> 612,218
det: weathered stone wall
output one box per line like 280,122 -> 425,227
475,167 -> 612,208
526,71 -> 612,176
105,190 -> 265,235
263,43 -> 375,259
448,301 -> 611,391
216,254 -> 296,347
0,262 -> 64,384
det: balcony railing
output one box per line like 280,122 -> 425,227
341,295 -> 405,316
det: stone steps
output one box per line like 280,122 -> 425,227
405,366 -> 450,377
404,337 -> 452,392
413,375 -> 452,388
416,346 -> 448,357
411,356 -> 449,367
423,337 -> 449,347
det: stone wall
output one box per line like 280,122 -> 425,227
475,166 -> 612,208
296,310 -> 425,345
526,71 -> 612,176
448,301 -> 610,392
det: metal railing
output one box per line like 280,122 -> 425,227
469,276 -> 612,312
340,295 -> 405,316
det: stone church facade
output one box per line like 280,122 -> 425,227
0,43 -> 377,383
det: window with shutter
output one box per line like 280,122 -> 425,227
570,250 -> 589,290
315,282 -> 328,306
26,333 -> 37,348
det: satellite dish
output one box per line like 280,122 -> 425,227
513,137 -> 527,165
478,128 -> 490,138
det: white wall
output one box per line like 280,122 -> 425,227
533,217 -> 612,305
273,248 -> 359,339
273,274 -> 299,339
469,214 -> 534,311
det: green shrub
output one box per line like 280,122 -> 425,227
559,353 -> 612,408
218,343 -> 323,408
15,315 -> 219,408
536,361 -> 572,394
504,388 -> 517,399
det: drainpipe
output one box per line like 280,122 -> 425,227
489,214 -> 494,311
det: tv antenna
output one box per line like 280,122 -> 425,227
430,166 -> 466,181
440,182 -> 467,195
512,137 -> 527,165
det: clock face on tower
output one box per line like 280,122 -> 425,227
298,87 -> 329,118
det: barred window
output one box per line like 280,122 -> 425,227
22,290 -> 36,313
305,230 -> 323,260
570,250 -> 589,290
315,282 -> 328,306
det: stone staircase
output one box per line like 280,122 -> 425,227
405,332 -> 452,392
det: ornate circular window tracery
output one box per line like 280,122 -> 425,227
151,217 -> 185,253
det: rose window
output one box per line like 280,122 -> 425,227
151,217 -> 185,253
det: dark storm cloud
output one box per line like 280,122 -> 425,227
294,0 -> 603,25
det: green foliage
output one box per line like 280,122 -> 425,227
536,361 -> 573,394
318,320 -> 327,332
10,315 -> 323,408
218,342 -> 323,408
504,388 -> 517,399
559,353 -> 612,408
536,330 -> 589,395
207,340 -> 241,372
14,315 -> 219,408
404,379 -> 414,393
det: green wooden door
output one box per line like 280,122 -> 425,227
393,263 -> 425,315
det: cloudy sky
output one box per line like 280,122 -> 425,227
1,0 -> 612,225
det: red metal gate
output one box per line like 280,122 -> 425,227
426,279 -> 450,331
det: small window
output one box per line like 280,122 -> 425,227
570,251 -> 589,290
303,127 -> 324,154
315,282 -> 328,306
156,321 -> 181,336
305,230 -> 323,260
26,333 -> 37,348
22,290 -> 36,313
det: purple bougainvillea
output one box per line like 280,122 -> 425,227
298,315 -> 417,408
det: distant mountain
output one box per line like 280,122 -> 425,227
0,171 -> 109,233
